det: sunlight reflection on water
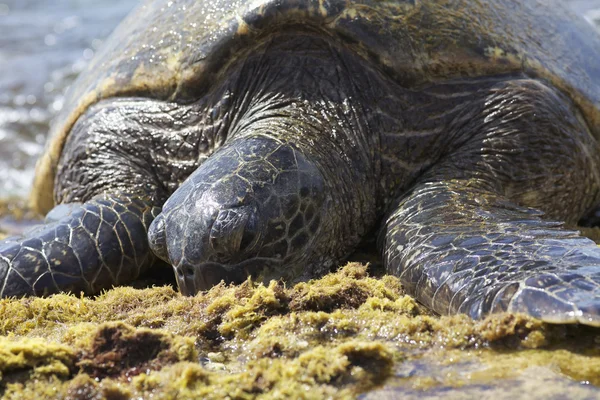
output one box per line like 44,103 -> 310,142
0,0 -> 137,197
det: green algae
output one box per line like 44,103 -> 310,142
1,201 -> 600,398
0,337 -> 75,379
0,262 -> 598,399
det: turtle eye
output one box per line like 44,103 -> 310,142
239,212 -> 260,252
209,206 -> 259,259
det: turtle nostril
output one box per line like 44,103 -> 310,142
184,266 -> 195,278
175,265 -> 197,296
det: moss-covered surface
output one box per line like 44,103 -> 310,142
1,202 -> 600,399
0,262 -> 598,399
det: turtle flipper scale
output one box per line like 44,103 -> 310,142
381,180 -> 600,326
0,194 -> 159,297
380,78 -> 600,326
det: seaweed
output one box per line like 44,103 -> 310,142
0,262 -> 598,399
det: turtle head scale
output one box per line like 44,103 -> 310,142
148,204 -> 259,265
148,213 -> 169,263
148,135 -> 330,295
148,201 -> 262,296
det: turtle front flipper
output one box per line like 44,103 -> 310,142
382,180 -> 600,325
0,98 -> 183,297
381,78 -> 600,326
0,194 -> 160,297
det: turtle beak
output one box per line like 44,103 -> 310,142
173,265 -> 195,296
174,262 -> 234,295
175,259 -> 280,296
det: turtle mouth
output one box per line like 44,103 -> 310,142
175,258 -> 284,296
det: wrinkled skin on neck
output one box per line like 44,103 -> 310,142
148,32 -> 391,293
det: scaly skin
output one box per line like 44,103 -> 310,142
0,195 -> 159,296
148,34 -> 380,294
383,181 -> 600,325
148,136 -> 332,294
382,79 -> 600,325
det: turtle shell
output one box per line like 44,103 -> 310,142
30,0 -> 600,214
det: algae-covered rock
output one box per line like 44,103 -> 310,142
0,262 -> 598,399
0,337 -> 75,380
0,202 -> 599,399
77,322 -> 197,379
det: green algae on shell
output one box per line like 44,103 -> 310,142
0,263 -> 599,399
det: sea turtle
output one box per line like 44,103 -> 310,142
2,0 -> 600,326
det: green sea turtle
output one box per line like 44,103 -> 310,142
2,0 -> 600,326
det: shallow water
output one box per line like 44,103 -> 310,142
0,0 -> 137,198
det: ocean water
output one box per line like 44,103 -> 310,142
0,0 -> 137,197
0,0 -> 599,198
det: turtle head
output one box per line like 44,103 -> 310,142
148,136 -> 328,295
